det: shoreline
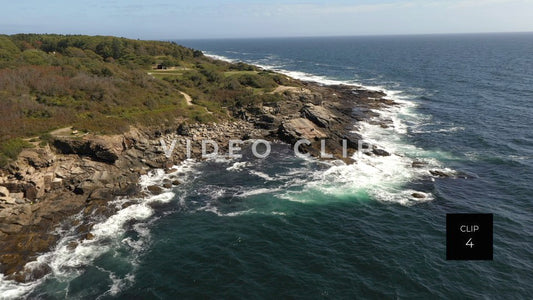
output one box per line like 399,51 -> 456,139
0,69 -> 440,290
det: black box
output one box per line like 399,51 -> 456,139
446,214 -> 493,260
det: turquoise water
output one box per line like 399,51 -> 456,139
4,33 -> 533,298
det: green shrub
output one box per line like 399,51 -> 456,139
39,133 -> 53,146
237,74 -> 276,89
0,154 -> 9,168
21,49 -> 50,65
0,138 -> 33,161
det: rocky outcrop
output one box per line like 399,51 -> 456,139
0,79 -> 400,283
279,118 -> 328,143
52,136 -> 121,163
301,104 -> 337,128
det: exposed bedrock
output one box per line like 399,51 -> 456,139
0,82 -> 397,282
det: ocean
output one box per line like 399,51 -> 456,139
2,33 -> 533,298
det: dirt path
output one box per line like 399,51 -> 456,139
50,127 -> 75,137
179,91 -> 193,106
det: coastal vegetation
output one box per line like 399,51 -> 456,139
0,34 -> 297,166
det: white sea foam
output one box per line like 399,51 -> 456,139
226,161 -> 248,171
0,162 -> 195,298
291,97 -> 444,205
411,126 -> 465,134
198,204 -> 253,217
0,54 -> 451,297
205,50 -> 448,205
249,170 -> 275,181
236,187 -> 282,197
205,53 -> 236,63
0,274 -> 43,300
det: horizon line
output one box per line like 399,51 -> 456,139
2,30 -> 533,42
167,30 -> 533,41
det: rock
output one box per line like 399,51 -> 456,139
455,171 -> 478,179
259,114 -> 277,124
177,124 -> 191,136
52,137 -> 119,164
0,223 -> 23,234
70,167 -> 85,175
113,184 -> 140,197
23,263 -> 51,281
411,161 -> 427,168
147,185 -> 163,195
372,148 -> 391,156
301,104 -> 336,128
88,188 -> 114,201
43,174 -> 53,191
25,166 -> 35,176
0,197 -> 16,205
279,118 -> 327,143
172,180 -> 181,186
0,253 -> 24,275
85,233 -> 95,240
67,241 -> 78,250
0,186 -> 9,197
24,185 -> 38,201
1,182 -> 24,193
430,170 -> 452,177
162,179 -> 172,189
18,149 -> 54,169
91,171 -> 113,184
144,160 -> 163,169
412,192 -> 426,199
343,132 -> 363,149
54,170 -> 66,179
51,178 -> 63,189
10,192 -> 24,200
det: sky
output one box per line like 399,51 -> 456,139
2,0 -> 533,39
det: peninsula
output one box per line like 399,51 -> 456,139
0,34 -> 396,282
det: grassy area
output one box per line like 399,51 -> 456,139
0,34 -> 301,167
223,70 -> 258,77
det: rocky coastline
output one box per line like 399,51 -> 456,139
0,80 -> 398,282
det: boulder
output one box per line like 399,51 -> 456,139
430,170 -> 452,178
73,181 -> 102,195
412,192 -> 426,199
0,186 -> 8,197
113,184 -> 140,197
51,178 -> 63,189
162,179 -> 172,189
147,185 -> 163,195
343,132 -> 363,149
88,188 -> 114,202
0,224 -> 23,234
18,149 -> 54,169
24,186 -> 38,201
279,118 -> 327,143
177,124 -> 191,136
301,104 -> 336,128
1,182 -> 24,193
52,137 -> 119,164
411,161 -> 427,168
0,197 -> 16,205
372,148 -> 391,156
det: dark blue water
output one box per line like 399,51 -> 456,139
11,33 -> 533,299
